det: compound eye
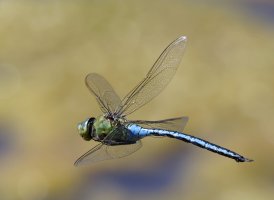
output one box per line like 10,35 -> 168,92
77,118 -> 95,141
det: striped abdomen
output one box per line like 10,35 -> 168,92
127,124 -> 252,163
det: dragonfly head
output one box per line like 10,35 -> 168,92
77,118 -> 95,141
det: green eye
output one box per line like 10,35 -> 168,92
77,118 -> 94,141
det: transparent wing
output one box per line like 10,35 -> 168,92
85,73 -> 121,115
129,116 -> 189,132
74,143 -> 103,166
116,36 -> 187,116
74,141 -> 142,166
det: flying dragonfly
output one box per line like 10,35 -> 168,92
75,36 -> 253,166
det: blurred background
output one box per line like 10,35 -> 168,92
0,0 -> 274,199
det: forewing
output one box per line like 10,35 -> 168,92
116,36 -> 187,116
107,141 -> 142,159
129,116 -> 189,132
74,141 -> 142,166
85,73 -> 121,114
74,143 -> 104,166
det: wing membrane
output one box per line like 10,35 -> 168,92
116,36 -> 187,116
129,116 -> 189,132
74,141 -> 142,166
85,73 -> 121,114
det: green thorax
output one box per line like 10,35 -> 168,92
93,116 -> 114,137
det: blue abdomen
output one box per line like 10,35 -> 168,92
127,124 -> 251,162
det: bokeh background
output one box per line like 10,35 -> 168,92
0,0 -> 274,199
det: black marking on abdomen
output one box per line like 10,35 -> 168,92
145,128 -> 252,163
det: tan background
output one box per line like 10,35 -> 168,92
0,0 -> 273,200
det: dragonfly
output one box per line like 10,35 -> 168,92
74,36 -> 253,166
